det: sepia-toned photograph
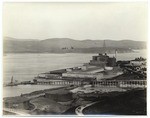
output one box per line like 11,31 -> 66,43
2,2 -> 147,116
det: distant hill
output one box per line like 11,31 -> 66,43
3,37 -> 146,53
4,37 -> 39,41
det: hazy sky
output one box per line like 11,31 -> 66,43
3,2 -> 147,41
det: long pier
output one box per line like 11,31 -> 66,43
35,79 -> 146,88
93,80 -> 146,88
36,80 -> 82,86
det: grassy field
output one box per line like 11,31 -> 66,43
30,96 -> 70,115
83,89 -> 146,115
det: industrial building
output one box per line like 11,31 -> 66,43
61,53 -> 120,81
89,53 -> 116,67
33,53 -> 122,85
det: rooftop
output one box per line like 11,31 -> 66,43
67,65 -> 104,73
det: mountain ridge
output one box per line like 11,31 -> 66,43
3,37 -> 146,53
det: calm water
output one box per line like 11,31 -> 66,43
3,50 -> 146,97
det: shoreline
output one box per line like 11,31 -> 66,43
3,86 -> 66,99
3,52 -> 147,115
4,50 -> 136,54
3,85 -> 64,98
3,80 -> 146,115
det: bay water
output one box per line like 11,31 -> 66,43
3,50 -> 146,97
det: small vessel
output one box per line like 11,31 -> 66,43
5,76 -> 19,86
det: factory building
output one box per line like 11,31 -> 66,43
33,53 -> 121,85
62,53 -> 118,81
89,53 -> 116,67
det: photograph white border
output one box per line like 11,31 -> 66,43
0,0 -> 149,118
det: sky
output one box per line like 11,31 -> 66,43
3,2 -> 148,41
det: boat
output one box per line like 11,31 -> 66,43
5,76 -> 19,86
